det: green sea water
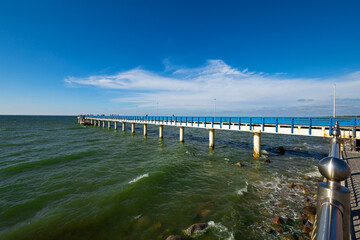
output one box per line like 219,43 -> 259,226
0,116 -> 329,240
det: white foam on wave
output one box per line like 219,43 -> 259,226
237,181 -> 248,196
224,158 -> 229,161
128,173 -> 149,184
208,221 -> 235,240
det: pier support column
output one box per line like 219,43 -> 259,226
209,129 -> 215,149
159,125 -> 163,138
108,121 -> 111,129
90,119 -> 93,125
122,122 -> 126,132
143,124 -> 147,136
94,120 -> 96,126
253,130 -> 261,158
102,121 -> 105,128
114,122 -> 117,130
179,127 -> 184,142
132,123 -> 135,133
98,120 -> 101,127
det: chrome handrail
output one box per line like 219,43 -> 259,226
312,122 -> 351,240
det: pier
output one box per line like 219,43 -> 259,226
78,115 -> 360,158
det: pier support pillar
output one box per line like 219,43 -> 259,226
108,121 -> 111,129
159,125 -> 163,138
132,123 -> 135,133
253,130 -> 261,158
179,127 -> 184,142
143,124 -> 147,136
94,120 -> 96,126
98,120 -> 101,127
91,119 -> 93,125
102,121 -> 105,128
114,122 -> 117,130
122,122 -> 126,132
209,129 -> 215,149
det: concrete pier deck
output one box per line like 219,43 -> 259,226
345,151 -> 360,240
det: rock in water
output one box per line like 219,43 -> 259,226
279,234 -> 296,240
264,158 -> 271,163
273,216 -> 283,225
183,223 -> 209,237
276,146 -> 286,154
236,162 -> 245,167
287,183 -> 295,188
302,206 -> 316,223
166,235 -> 186,240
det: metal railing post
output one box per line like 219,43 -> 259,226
312,122 -> 351,240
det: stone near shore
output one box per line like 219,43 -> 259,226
264,158 -> 271,163
236,162 -> 245,167
276,146 -> 286,154
279,234 -> 296,240
287,182 -> 295,188
273,216 -> 283,225
302,206 -> 316,223
302,226 -> 312,234
183,223 -> 209,237
273,225 -> 284,232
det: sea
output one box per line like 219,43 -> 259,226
0,115 -> 330,240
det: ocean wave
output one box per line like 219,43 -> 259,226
237,181 -> 248,196
128,174 -> 149,184
208,221 -> 235,240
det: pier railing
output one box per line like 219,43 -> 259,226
312,122 -> 351,240
86,115 -> 359,137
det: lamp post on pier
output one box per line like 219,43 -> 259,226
214,98 -> 216,119
333,84 -> 336,118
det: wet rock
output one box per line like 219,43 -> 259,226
166,235 -> 186,240
279,234 -> 296,240
297,214 -> 308,226
273,225 -> 284,232
236,162 -> 245,167
287,182 -> 295,188
302,226 -> 312,234
302,206 -> 316,223
276,146 -> 286,154
294,147 -> 301,151
273,216 -> 283,225
183,223 -> 209,237
264,158 -> 271,163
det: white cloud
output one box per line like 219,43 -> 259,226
64,60 -> 360,116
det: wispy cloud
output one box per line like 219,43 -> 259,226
65,60 -> 360,116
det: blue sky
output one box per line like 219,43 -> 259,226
1,0 -> 360,116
